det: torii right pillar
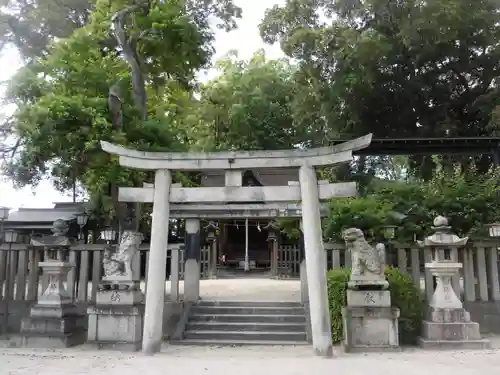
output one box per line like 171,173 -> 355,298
299,164 -> 333,357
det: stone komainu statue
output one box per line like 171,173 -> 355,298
342,228 -> 386,279
103,231 -> 143,279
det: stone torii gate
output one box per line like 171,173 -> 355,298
100,134 -> 372,357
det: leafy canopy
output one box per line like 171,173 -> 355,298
324,161 -> 500,242
180,50 -> 308,152
260,0 -> 500,176
2,0 -> 241,206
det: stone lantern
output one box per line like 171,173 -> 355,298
416,215 -> 490,349
204,221 -> 218,279
486,222 -> 500,238
21,220 -> 86,348
264,221 -> 280,277
382,225 -> 397,240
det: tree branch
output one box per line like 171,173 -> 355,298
111,5 -> 148,120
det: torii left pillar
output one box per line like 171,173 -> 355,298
299,164 -> 333,357
142,169 -> 171,355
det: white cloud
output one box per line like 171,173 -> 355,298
0,0 -> 286,209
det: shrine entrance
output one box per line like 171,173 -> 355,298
100,134 -> 372,356
222,219 -> 269,269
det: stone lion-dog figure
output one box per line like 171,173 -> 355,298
342,227 -> 386,279
103,230 -> 143,279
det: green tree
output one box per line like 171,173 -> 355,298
260,0 -> 500,176
0,0 -> 92,61
183,50 -> 306,152
2,0 -> 241,225
324,162 -> 500,242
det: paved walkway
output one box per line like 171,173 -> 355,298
1,344 -> 500,375
163,277 -> 302,301
198,278 -> 301,301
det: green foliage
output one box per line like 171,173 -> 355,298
324,163 -> 500,241
385,267 -> 423,344
326,267 -> 423,345
2,0 -> 241,215
182,50 -> 306,152
260,0 -> 500,176
324,195 -> 397,243
326,267 -> 350,342
0,0 -> 92,61
420,162 -> 500,237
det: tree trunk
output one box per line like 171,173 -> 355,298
108,5 -> 149,233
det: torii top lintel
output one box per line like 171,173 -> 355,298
100,134 -> 372,171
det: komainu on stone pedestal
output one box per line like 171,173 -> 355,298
341,228 -> 399,353
87,230 -> 145,351
343,228 -> 388,290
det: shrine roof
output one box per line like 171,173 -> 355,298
330,136 -> 500,156
5,205 -> 84,223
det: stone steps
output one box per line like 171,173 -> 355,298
191,305 -> 304,315
195,300 -> 301,308
176,338 -> 309,346
189,313 -> 306,323
186,321 -> 306,332
174,300 -> 308,346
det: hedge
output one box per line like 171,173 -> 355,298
326,267 -> 424,345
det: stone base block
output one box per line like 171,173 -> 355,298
20,304 -> 86,348
422,320 -> 482,341
21,331 -> 87,349
342,306 -> 400,353
85,340 -> 142,351
419,306 -> 490,350
418,337 -> 491,350
341,342 -> 402,353
347,290 -> 391,307
87,290 -> 144,351
427,307 -> 471,323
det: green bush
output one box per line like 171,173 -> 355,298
326,267 -> 423,345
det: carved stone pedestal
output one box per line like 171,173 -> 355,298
418,261 -> 490,349
419,307 -> 490,349
87,283 -> 144,351
342,287 -> 400,352
20,261 -> 86,348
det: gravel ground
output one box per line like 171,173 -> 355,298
1,344 -> 500,375
1,278 -> 498,374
